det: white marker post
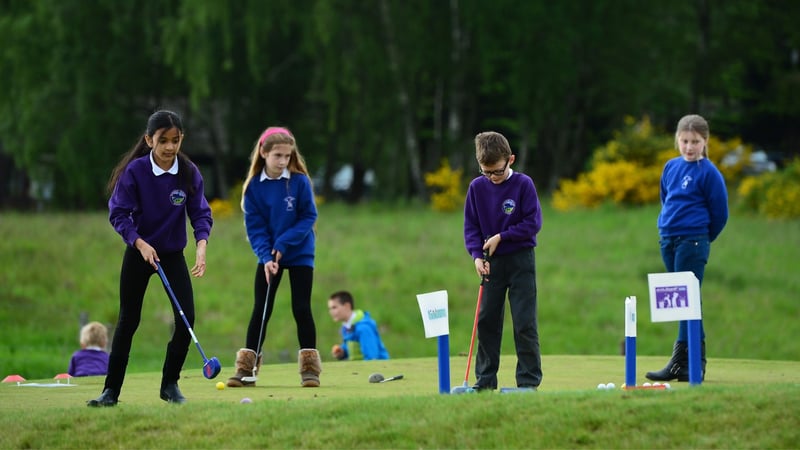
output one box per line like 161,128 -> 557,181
416,290 -> 450,394
624,296 -> 636,388
648,271 -> 703,385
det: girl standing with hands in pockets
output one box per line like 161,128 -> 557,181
646,114 -> 728,383
88,110 -> 213,406
226,126 -> 321,388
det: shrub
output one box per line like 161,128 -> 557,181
424,158 -> 464,212
208,198 -> 235,218
554,116 -> 755,211
737,158 -> 800,219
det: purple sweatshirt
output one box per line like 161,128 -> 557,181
108,154 -> 212,253
68,348 -> 109,377
464,170 -> 543,259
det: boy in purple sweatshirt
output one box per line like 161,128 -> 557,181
88,110 -> 212,407
464,131 -> 543,391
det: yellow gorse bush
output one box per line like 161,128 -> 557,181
553,115 -> 798,217
424,158 -> 464,212
208,198 -> 235,218
737,158 -> 800,219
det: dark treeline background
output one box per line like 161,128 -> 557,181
1,0 -> 798,209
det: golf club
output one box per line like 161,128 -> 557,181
451,250 -> 489,394
241,272 -> 270,383
155,262 -> 222,379
379,374 -> 404,383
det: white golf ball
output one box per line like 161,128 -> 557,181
597,383 -> 607,390
606,382 -> 615,389
663,383 -> 671,389
643,382 -> 652,387
240,397 -> 252,404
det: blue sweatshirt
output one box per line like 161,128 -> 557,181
243,172 -> 317,266
658,157 -> 729,242
108,154 -> 212,253
339,310 -> 390,360
464,170 -> 543,259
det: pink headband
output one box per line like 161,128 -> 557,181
258,127 -> 293,146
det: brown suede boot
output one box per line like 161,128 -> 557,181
226,348 -> 261,388
298,349 -> 321,387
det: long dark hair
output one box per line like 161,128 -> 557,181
106,110 -> 196,195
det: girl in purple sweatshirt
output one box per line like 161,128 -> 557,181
88,110 -> 212,407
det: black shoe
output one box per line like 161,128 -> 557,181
160,383 -> 186,404
472,384 -> 496,392
87,388 -> 118,407
646,341 -> 688,382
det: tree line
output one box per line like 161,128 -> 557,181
1,0 -> 798,209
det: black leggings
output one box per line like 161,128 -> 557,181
246,264 -> 316,351
104,248 -> 194,394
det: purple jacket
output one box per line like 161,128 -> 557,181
108,154 -> 212,252
68,348 -> 109,377
464,170 -> 542,259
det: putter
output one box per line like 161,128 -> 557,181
241,272 -> 270,383
452,250 -> 489,394
155,262 -> 222,379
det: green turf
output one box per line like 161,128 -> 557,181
2,355 -> 798,449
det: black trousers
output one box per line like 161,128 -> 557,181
475,248 -> 542,388
246,264 -> 316,352
104,247 -> 194,395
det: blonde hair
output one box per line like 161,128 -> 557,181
240,127 -> 313,211
80,321 -> 108,349
675,114 -> 710,158
475,131 -> 512,165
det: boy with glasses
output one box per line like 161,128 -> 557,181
463,131 -> 543,391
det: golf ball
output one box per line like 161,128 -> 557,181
216,382 -> 225,390
606,382 -> 616,389
240,397 -> 252,404
597,383 -> 607,390
663,383 -> 671,389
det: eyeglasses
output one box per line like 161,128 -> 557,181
479,161 -> 508,177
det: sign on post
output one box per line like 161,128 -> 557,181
416,290 -> 450,393
647,271 -> 703,385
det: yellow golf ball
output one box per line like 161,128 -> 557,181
216,382 -> 225,390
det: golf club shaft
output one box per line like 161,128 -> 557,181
464,280 -> 484,384
155,262 -> 210,363
252,272 -> 271,376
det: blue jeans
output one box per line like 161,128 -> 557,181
660,235 -> 710,341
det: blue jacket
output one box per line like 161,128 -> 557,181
243,172 -> 317,266
338,310 -> 389,360
658,157 -> 728,242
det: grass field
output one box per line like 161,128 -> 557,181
2,202 -> 797,381
1,201 -> 798,448
1,355 -> 798,449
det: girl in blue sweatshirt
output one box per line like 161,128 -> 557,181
646,114 -> 728,382
88,110 -> 213,406
226,126 -> 321,388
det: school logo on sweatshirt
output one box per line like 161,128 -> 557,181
502,199 -> 516,215
284,195 -> 296,211
170,189 -> 187,206
681,175 -> 693,189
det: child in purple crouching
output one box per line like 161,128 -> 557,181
68,321 -> 109,377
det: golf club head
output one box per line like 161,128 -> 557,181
203,357 -> 222,379
368,373 -> 384,383
450,382 -> 475,394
